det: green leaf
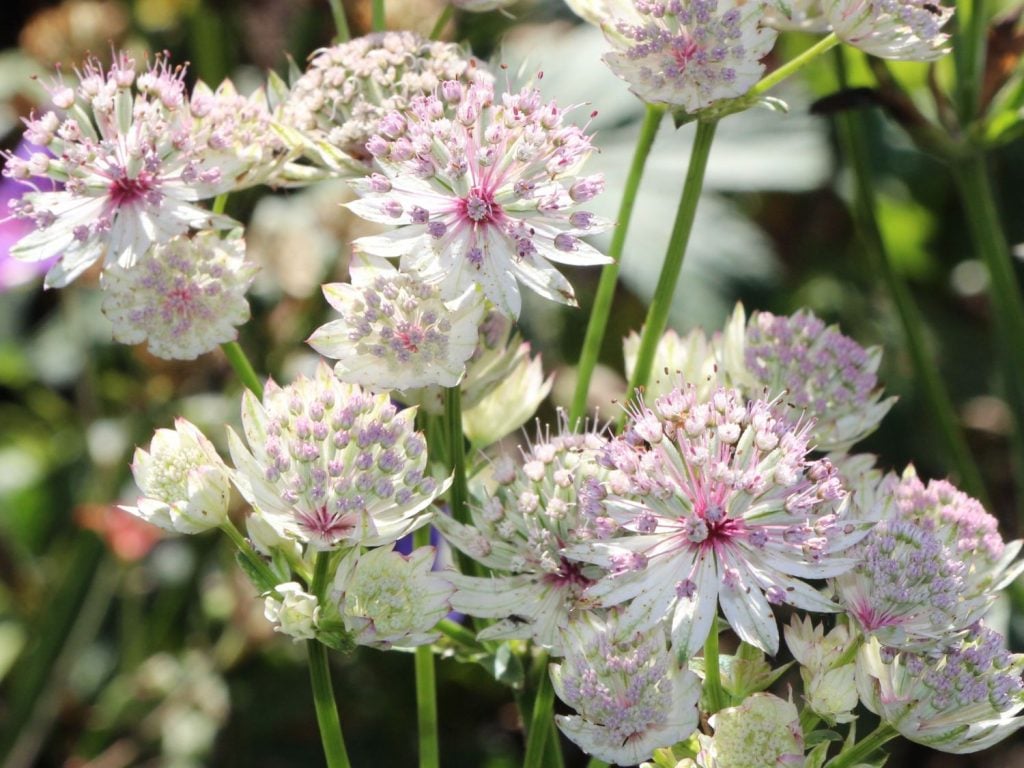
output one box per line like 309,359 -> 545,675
234,551 -> 276,594
804,740 -> 832,768
806,729 -> 844,747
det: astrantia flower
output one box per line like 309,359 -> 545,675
307,253 -> 484,390
348,79 -> 611,318
278,31 -> 490,173
784,616 -> 858,723
702,693 -> 803,768
599,0 -> 779,114
725,306 -> 895,452
623,324 -> 723,403
264,582 -> 320,641
436,423 -> 611,649
123,418 -> 231,534
550,611 -> 701,766
857,629 -> 1024,753
823,0 -> 953,61
566,385 -> 863,657
332,544 -> 454,648
4,52 -> 282,287
227,362 -> 446,550
100,230 -> 257,360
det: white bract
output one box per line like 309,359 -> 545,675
264,582 -> 320,641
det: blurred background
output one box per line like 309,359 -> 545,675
1,0 -> 1024,766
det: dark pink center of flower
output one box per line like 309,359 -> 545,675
671,34 -> 700,69
459,186 -> 502,226
109,172 -> 157,207
543,557 -> 594,590
687,503 -> 745,552
296,504 -> 353,544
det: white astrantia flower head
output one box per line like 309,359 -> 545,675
227,362 -> 447,550
308,253 -> 484,391
565,385 -> 866,658
623,324 -> 723,403
550,611 -> 701,766
348,78 -> 611,319
264,582 -> 320,641
100,230 -> 257,360
123,418 -> 231,535
724,306 -> 895,453
436,421 -> 612,650
823,0 -> 953,61
857,628 -> 1024,753
332,544 -> 454,649
598,0 -> 779,115
278,31 -> 491,173
703,693 -> 803,768
3,52 -> 282,288
784,616 -> 859,723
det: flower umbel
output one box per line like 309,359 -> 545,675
823,0 -> 953,60
703,692 -> 804,767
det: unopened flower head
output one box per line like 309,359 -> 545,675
784,616 -> 858,723
550,612 -> 701,766
332,544 -> 454,649
730,307 -> 894,451
348,79 -> 611,318
566,385 -> 862,657
308,253 -> 484,391
823,0 -> 953,61
437,422 -> 612,649
600,0 -> 779,114
857,629 -> 1024,753
100,231 -> 256,360
4,52 -> 280,287
279,31 -> 490,172
123,418 -> 231,534
704,693 -> 803,768
623,324 -> 723,403
227,362 -> 445,550
264,582 -> 320,641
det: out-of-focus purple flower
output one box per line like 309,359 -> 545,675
0,142 -> 57,290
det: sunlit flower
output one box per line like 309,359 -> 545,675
264,582 -> 320,641
227,362 -> 446,550
566,385 -> 863,657
550,611 -> 701,766
123,418 -> 231,534
702,693 -> 803,767
348,79 -> 610,318
823,0 -> 953,61
100,230 -> 257,360
307,253 -> 484,391
857,629 -> 1024,753
332,544 -> 454,648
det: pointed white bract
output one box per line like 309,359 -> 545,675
823,0 -> 953,60
347,78 -> 611,318
227,362 -> 445,551
550,611 -> 701,766
123,418 -> 232,535
264,582 -> 321,641
100,231 -> 256,360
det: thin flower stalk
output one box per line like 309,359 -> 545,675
703,614 -> 728,714
220,341 -> 265,399
327,0 -> 351,41
309,551 -> 352,768
430,6 -> 455,40
372,0 -> 386,31
522,651 -> 556,768
953,0 -> 985,120
826,724 -> 898,768
570,104 -> 665,427
748,33 -> 839,98
413,525 -> 439,768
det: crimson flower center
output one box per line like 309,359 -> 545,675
109,171 -> 157,207
459,186 -> 501,225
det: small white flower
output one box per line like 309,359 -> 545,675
100,231 -> 257,360
264,582 -> 320,641
123,418 -> 231,534
703,693 -> 803,767
308,253 -> 484,391
332,544 -> 454,649
823,0 -> 953,61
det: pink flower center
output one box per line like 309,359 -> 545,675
165,286 -> 195,315
544,557 -> 595,591
297,504 -> 354,544
459,186 -> 502,226
671,34 -> 700,69
109,171 -> 157,207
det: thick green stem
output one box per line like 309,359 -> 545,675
702,614 -> 728,714
749,33 -> 839,98
414,526 -> 440,768
221,341 -> 265,399
430,5 -> 454,40
212,193 -> 228,215
570,104 -> 665,427
522,652 -> 556,768
372,0 -> 386,31
826,723 -> 898,768
954,0 -> 985,122
327,0 -> 351,41
445,386 -> 470,527
308,551 -> 351,768
626,119 -> 718,402
833,51 -> 990,505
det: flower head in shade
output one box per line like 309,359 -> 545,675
348,79 -> 611,318
823,0 -> 953,61
100,231 -> 257,360
702,693 -> 804,768
550,611 -> 701,766
264,582 -> 320,641
123,418 -> 231,534
332,544 -> 454,648
278,31 -> 490,173
227,362 -> 446,550
857,628 -> 1024,753
435,422 -> 611,650
725,306 -> 895,452
307,253 -> 484,391
784,616 -> 858,723
566,385 -> 863,658
4,52 -> 281,287
597,0 -> 778,114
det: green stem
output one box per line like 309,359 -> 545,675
430,5 -> 454,40
212,193 -> 228,215
220,520 -> 279,593
626,119 -> 718,402
833,51 -> 990,505
749,33 -> 839,98
702,614 -> 728,714
414,526 -> 440,768
307,551 -> 351,768
585,759 -> 609,768
445,386 -> 470,527
437,618 -> 485,652
327,0 -> 351,41
372,0 -> 386,31
522,652 -> 555,768
954,0 -> 985,121
826,723 -> 898,768
221,341 -> 265,399
569,104 -> 665,427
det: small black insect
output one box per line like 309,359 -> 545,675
922,3 -> 942,14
